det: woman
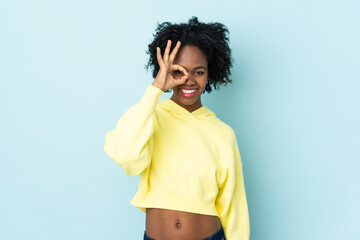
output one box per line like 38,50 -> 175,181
103,17 -> 250,240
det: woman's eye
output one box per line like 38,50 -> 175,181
174,70 -> 182,74
196,71 -> 204,75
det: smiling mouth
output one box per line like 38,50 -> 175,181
179,88 -> 198,97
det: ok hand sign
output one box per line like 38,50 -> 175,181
152,40 -> 189,91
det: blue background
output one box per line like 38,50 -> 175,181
1,0 -> 359,239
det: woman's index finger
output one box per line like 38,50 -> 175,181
173,64 -> 188,76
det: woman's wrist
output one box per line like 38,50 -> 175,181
152,82 -> 164,91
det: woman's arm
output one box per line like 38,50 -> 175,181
103,84 -> 163,176
216,134 -> 250,239
103,39 -> 187,176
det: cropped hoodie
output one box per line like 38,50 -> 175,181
103,84 -> 250,240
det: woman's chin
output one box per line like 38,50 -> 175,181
176,95 -> 199,105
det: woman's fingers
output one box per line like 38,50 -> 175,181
172,64 -> 189,85
180,74 -> 189,84
172,64 -> 189,76
163,40 -> 172,62
169,41 -> 181,63
157,40 -> 187,87
156,47 -> 164,67
158,39 -> 181,67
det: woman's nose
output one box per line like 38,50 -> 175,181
185,74 -> 195,84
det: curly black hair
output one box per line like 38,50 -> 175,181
145,16 -> 233,94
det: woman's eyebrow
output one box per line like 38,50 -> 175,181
194,66 -> 207,70
177,65 -> 207,71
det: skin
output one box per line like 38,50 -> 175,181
148,40 -> 221,239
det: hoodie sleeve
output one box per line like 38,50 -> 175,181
216,134 -> 250,240
103,84 -> 163,176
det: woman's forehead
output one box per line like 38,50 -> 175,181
173,45 -> 208,68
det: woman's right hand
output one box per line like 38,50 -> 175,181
152,40 -> 189,91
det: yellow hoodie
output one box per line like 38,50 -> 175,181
103,84 -> 250,240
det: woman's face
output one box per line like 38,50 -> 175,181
170,45 -> 208,113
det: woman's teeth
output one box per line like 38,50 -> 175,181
181,89 -> 196,93
180,88 -> 197,97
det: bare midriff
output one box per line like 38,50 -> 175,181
146,208 -> 222,240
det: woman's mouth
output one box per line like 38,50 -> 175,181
179,88 -> 197,97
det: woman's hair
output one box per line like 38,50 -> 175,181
145,16 -> 233,94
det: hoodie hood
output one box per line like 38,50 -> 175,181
157,98 -> 218,120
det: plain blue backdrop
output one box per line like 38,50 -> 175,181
0,0 -> 359,239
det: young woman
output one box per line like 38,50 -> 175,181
104,17 -> 250,240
